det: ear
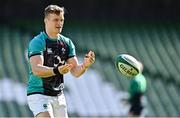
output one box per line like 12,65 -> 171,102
44,18 -> 46,24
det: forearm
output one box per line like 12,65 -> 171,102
32,64 -> 55,78
67,52 -> 95,77
71,64 -> 88,77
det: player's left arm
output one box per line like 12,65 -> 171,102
67,51 -> 95,77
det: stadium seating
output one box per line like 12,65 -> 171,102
66,24 -> 180,116
0,23 -> 179,117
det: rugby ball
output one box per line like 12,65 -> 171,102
115,54 -> 142,78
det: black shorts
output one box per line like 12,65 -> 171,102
129,104 -> 143,115
129,93 -> 143,115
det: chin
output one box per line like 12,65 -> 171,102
56,29 -> 62,33
59,30 -> 62,33
54,31 -> 60,34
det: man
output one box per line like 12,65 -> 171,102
128,73 -> 147,117
27,5 -> 95,118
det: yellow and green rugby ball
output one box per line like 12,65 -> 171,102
115,54 -> 142,78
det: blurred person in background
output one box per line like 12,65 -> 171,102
128,64 -> 147,117
26,4 -> 95,118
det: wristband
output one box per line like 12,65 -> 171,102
53,66 -> 60,75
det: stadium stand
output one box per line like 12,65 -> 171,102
0,23 -> 180,117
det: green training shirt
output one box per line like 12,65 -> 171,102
27,31 -> 76,96
128,74 -> 147,97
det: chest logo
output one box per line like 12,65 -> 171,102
54,55 -> 65,67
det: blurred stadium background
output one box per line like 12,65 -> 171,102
0,0 -> 180,117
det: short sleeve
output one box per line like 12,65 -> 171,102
28,38 -> 45,58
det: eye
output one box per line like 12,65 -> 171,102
60,19 -> 64,22
54,19 -> 58,22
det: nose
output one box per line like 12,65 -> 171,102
58,21 -> 63,27
57,21 -> 60,26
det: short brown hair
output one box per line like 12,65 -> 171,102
44,5 -> 64,18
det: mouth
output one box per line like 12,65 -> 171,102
56,27 -> 61,29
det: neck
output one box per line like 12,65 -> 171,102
45,29 -> 58,39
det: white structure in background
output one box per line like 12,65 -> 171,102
0,78 -> 27,105
0,70 -> 130,117
64,69 -> 129,117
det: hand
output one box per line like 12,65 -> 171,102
83,51 -> 95,69
58,64 -> 72,74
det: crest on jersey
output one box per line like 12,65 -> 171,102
61,48 -> 66,54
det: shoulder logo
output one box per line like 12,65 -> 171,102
47,48 -> 53,54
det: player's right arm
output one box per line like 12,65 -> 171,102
30,55 -> 55,78
28,38 -> 55,78
29,37 -> 71,78
30,55 -> 72,78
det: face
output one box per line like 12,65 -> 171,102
44,13 -> 64,35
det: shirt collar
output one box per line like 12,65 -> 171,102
42,31 -> 60,41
